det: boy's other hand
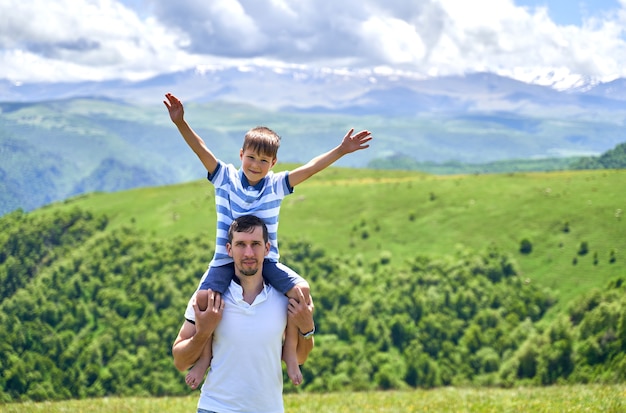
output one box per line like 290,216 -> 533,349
163,93 -> 184,124
340,128 -> 373,154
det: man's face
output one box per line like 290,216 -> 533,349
227,225 -> 270,277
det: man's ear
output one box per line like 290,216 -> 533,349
226,242 -> 233,257
265,241 -> 271,256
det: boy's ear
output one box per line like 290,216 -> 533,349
239,148 -> 244,159
270,158 -> 277,168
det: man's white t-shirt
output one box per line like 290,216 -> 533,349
185,280 -> 288,413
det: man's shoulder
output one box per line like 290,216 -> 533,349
266,284 -> 288,303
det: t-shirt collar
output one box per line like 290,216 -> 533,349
228,279 -> 270,306
239,169 -> 265,190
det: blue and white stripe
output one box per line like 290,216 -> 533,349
209,160 -> 293,267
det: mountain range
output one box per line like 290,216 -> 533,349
4,64 -> 626,111
1,64 -> 626,216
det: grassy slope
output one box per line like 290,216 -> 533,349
39,166 -> 626,317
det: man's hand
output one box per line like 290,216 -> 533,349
194,289 -> 224,337
163,93 -> 185,125
287,288 -> 314,335
172,290 -> 224,371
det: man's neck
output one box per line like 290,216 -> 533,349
234,274 -> 264,305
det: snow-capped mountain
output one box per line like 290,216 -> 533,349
1,64 -> 624,115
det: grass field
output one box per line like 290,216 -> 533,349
3,385 -> 624,412
45,167 -> 626,317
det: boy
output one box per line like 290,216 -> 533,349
164,92 -> 372,388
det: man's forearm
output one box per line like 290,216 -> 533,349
172,325 -> 212,372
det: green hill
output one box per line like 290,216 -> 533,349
4,97 -> 626,217
2,167 -> 625,402
42,166 -> 626,316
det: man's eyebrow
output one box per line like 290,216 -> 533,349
233,239 -> 263,245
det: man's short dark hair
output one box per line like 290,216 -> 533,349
228,215 -> 269,243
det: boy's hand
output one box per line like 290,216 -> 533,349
163,93 -> 185,125
340,128 -> 372,154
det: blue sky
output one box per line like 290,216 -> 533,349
1,0 -> 626,89
516,0 -> 621,26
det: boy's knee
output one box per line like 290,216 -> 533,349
196,288 -> 220,311
287,282 -> 311,304
195,289 -> 208,311
299,283 -> 310,300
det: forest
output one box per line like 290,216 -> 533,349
1,207 -> 625,403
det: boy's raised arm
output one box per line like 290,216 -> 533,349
164,93 -> 219,174
288,128 -> 372,187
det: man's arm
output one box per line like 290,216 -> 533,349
164,93 -> 219,174
172,293 -> 224,371
288,289 -> 315,364
288,128 -> 372,187
172,320 -> 209,372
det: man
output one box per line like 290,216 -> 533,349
172,215 -> 315,413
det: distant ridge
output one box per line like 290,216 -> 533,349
2,64 -> 626,111
3,65 -> 626,216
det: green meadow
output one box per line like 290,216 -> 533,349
4,385 -> 625,412
48,166 -> 626,318
6,166 -> 624,410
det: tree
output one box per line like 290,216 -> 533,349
519,238 -> 532,254
537,317 -> 574,384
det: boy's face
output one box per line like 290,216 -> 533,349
240,148 -> 276,185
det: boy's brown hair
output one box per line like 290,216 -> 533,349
242,126 -> 281,159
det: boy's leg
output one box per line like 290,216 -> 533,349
283,317 -> 303,386
285,281 -> 313,382
263,262 -> 310,385
264,261 -> 310,302
186,333 -> 213,390
199,263 -> 234,294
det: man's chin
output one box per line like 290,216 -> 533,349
240,268 -> 258,276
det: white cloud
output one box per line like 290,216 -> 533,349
360,16 -> 427,64
1,0 -> 626,85
0,0 -> 198,82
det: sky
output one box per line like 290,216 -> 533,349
1,0 -> 626,89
